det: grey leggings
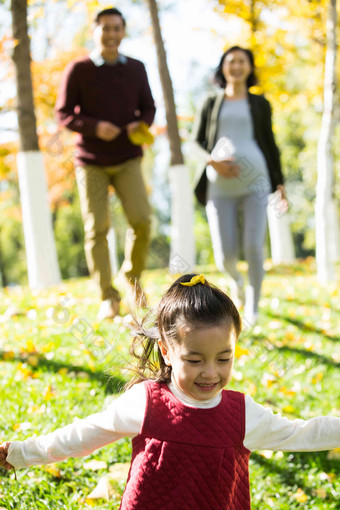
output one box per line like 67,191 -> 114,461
206,192 -> 268,313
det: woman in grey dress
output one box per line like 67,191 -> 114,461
192,46 -> 286,325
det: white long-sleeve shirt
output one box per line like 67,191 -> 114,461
6,380 -> 340,469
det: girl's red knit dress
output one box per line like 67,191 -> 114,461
120,381 -> 251,510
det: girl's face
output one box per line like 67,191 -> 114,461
222,50 -> 252,86
159,323 -> 236,401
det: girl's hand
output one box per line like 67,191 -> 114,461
0,442 -> 14,471
209,158 -> 240,178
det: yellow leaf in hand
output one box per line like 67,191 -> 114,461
127,122 -> 154,146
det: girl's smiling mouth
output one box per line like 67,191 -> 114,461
195,382 -> 219,391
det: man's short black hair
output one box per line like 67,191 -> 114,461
94,7 -> 126,27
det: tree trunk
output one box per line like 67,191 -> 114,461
11,0 -> 61,287
145,0 -> 183,166
11,0 -> 39,152
145,0 -> 195,273
247,0 -> 295,265
315,0 -> 337,283
267,195 -> 295,264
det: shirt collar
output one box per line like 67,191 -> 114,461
90,51 -> 127,67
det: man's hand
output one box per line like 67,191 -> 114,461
0,442 -> 13,471
209,158 -> 240,178
126,121 -> 141,135
95,121 -> 121,142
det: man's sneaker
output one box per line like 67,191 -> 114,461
97,296 -> 120,321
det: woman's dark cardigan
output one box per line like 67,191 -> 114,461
192,90 -> 284,205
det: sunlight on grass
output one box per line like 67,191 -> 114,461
0,262 -> 339,509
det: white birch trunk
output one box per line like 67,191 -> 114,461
315,0 -> 337,283
17,151 -> 61,287
267,193 -> 295,264
169,165 -> 196,274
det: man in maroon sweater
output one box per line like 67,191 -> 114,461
56,7 -> 156,320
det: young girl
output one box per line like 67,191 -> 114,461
1,274 -> 339,509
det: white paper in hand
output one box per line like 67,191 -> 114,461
211,137 -> 235,161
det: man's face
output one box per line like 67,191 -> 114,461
93,14 -> 125,59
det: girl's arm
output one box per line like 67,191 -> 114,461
4,383 -> 146,469
244,395 -> 340,452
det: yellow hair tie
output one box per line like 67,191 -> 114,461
180,274 -> 205,286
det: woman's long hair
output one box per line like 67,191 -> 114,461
214,46 -> 257,89
126,274 -> 241,389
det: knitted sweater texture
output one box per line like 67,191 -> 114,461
120,381 -> 251,510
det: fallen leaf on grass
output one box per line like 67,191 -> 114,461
86,465 -> 130,503
84,460 -> 108,471
293,488 -> 308,503
312,372 -> 323,384
27,354 -> 40,367
262,373 -> 277,388
57,368 -> 69,376
23,340 -> 38,354
43,385 -> 56,401
327,448 -> 340,460
314,488 -> 327,499
12,422 -> 32,432
26,309 -> 37,320
86,476 -> 111,501
3,350 -> 15,361
246,382 -> 257,396
44,464 -> 62,478
259,450 -> 273,459
282,405 -> 296,414
234,345 -> 249,358
108,462 -> 130,481
268,320 -> 282,330
4,305 -> 25,318
279,387 -> 297,397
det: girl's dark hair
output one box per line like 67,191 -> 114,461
94,8 -> 126,27
214,46 -> 257,89
127,274 -> 241,388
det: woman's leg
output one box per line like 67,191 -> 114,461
242,192 -> 269,318
206,196 -> 243,288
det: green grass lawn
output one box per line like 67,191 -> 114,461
0,261 -> 339,509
